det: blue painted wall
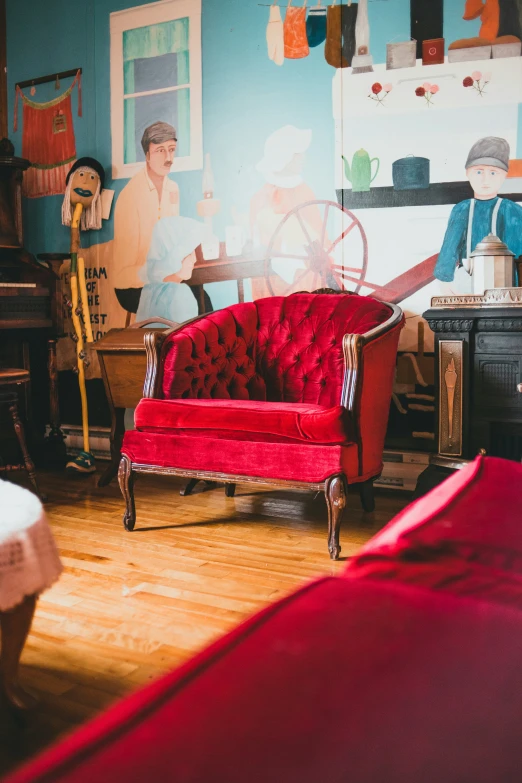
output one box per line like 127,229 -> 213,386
5,0 -> 482,256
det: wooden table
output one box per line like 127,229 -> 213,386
94,324 -> 175,487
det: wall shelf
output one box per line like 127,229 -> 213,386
336,183 -> 522,210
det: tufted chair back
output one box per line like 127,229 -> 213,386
255,294 -> 392,407
160,293 -> 392,405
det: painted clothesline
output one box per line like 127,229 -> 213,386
15,68 -> 82,91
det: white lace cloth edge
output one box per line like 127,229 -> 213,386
0,481 -> 63,612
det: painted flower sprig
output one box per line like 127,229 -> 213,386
463,71 -> 490,97
368,82 -> 393,107
415,83 -> 439,107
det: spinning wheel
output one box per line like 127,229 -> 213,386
263,200 -> 368,296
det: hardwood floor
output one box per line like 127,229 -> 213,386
0,469 -> 409,777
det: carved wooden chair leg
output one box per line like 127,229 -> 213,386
359,478 -> 376,513
118,455 -> 136,531
8,399 -> 42,500
224,483 -> 236,498
325,474 -> 347,560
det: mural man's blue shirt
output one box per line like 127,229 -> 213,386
435,197 -> 522,282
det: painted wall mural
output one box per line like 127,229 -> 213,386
6,0 -> 522,451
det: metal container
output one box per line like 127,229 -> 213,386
470,233 -> 515,295
392,155 -> 430,191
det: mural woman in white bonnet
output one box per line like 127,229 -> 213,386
250,124 -> 325,297
136,216 -> 208,324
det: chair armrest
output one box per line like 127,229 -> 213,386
142,314 -> 207,399
341,303 -> 403,411
341,303 -> 404,479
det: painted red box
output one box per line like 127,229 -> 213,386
422,38 -> 445,65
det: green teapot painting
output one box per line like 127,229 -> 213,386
342,149 -> 380,192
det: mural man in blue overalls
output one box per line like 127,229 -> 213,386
434,136 -> 522,289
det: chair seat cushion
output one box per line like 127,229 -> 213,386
135,398 -> 352,445
122,429 -> 363,483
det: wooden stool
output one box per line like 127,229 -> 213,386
0,369 -> 41,500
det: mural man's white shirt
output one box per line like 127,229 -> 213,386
112,166 -> 180,290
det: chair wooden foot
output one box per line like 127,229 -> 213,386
180,479 -> 218,496
325,474 -> 346,560
118,455 -> 136,531
0,595 -> 38,711
359,479 -> 376,513
180,478 -> 200,496
8,400 -> 42,500
224,483 -> 236,498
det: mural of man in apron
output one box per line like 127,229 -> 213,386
434,136 -> 522,291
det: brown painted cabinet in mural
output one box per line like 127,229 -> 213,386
424,305 -> 522,462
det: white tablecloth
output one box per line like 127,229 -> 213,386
0,480 -> 62,612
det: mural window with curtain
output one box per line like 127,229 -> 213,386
123,18 -> 190,164
110,0 -> 202,178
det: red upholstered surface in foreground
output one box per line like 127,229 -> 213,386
8,458 -> 522,783
160,293 -> 392,405
135,398 -> 352,444
344,457 -> 522,609
9,581 -> 522,783
122,429 -> 361,483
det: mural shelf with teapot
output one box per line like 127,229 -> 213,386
334,52 -> 522,211
337,150 -> 522,210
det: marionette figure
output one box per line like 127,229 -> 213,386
61,157 -> 105,474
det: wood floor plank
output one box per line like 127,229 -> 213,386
0,469 -> 409,777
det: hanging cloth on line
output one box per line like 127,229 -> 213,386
267,4 -> 285,66
284,3 -> 310,59
13,70 -> 82,199
306,5 -> 327,48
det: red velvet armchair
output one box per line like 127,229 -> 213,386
119,291 -> 403,558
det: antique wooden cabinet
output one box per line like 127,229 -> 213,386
424,296 -> 522,465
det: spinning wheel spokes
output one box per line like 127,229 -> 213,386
264,199 -> 368,297
326,219 -> 358,255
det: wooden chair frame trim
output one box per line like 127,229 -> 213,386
118,453 -> 350,560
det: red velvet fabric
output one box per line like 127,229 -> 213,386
254,294 -> 392,405
9,581 -> 522,783
344,456 -> 522,609
160,293 -> 392,406
135,398 -> 352,445
356,324 -> 403,478
137,293 -> 400,484
122,429 -> 360,483
8,457 -> 522,783
160,303 -> 266,401
349,456 -> 522,566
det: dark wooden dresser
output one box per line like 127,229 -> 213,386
418,292 -> 522,492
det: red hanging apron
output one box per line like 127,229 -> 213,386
14,71 -> 82,198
